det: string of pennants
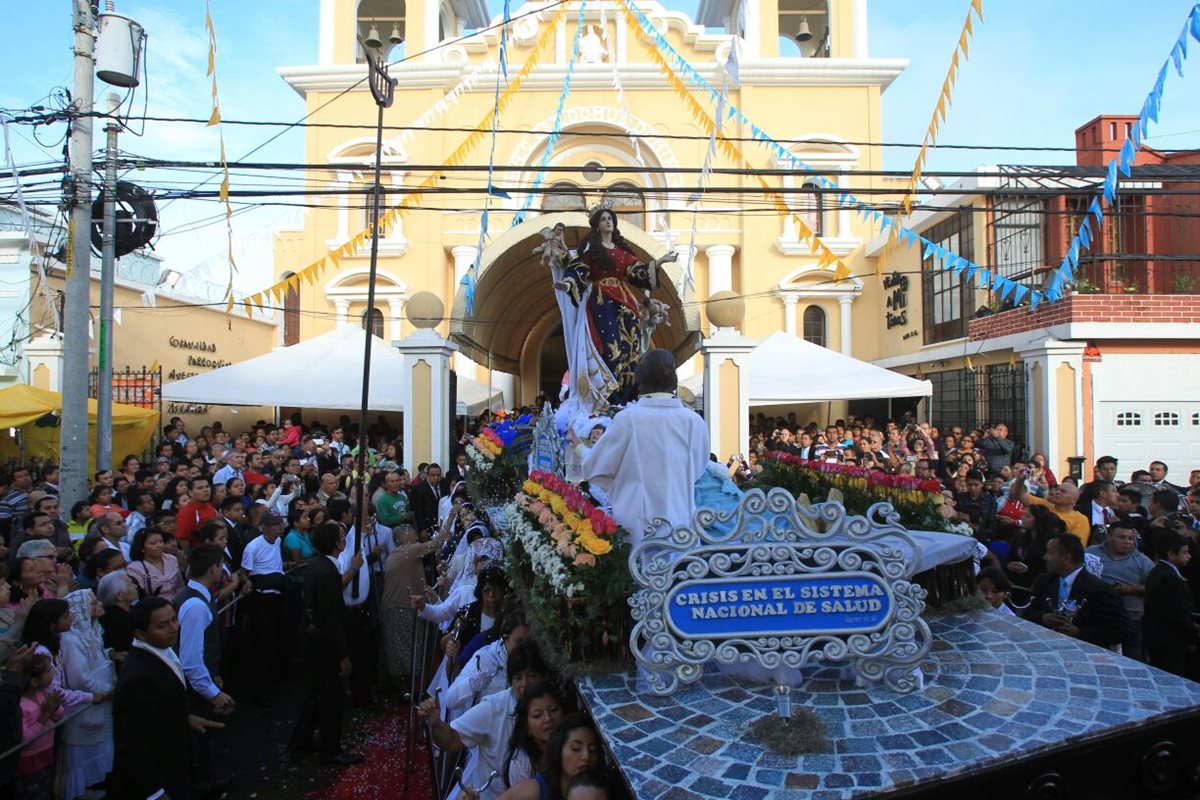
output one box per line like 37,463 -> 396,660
621,0 -> 1200,309
1040,2 -> 1200,305
240,1 -> 1200,316
237,4 -> 569,316
898,0 -> 983,218
204,2 -> 238,307
619,1 -> 848,280
512,0 -> 590,227
466,0 -> 514,315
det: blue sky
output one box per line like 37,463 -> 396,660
3,1 -> 1198,292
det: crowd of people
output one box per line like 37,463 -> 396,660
0,396 -> 1197,798
749,413 -> 1200,679
0,410 -> 629,800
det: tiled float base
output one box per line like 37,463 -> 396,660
578,611 -> 1200,799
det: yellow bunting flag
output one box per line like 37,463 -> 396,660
205,1 -> 237,304
623,2 -> 856,284
899,0 -> 984,218
235,5 -> 568,314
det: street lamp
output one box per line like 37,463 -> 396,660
352,35 -> 396,593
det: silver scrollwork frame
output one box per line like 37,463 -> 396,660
527,402 -> 563,477
628,487 -> 933,695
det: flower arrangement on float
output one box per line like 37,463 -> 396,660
464,415 -> 534,505
505,470 -> 632,668
753,453 -> 955,533
465,426 -> 506,470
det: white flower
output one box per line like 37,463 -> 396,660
465,444 -> 492,471
504,502 -> 578,597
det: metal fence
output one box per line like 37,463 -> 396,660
88,365 -> 162,459
929,365 -> 1028,459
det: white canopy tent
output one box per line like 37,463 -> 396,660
680,331 -> 932,407
161,326 -> 503,416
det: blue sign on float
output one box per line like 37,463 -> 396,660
665,573 -> 893,639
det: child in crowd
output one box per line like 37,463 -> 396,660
16,654 -> 63,800
976,567 -> 1016,617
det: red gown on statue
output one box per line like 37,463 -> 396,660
560,242 -> 657,406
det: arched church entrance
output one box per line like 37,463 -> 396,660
449,211 -> 702,407
537,324 -> 568,402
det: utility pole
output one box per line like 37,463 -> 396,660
96,92 -> 119,471
60,0 -> 97,513
352,31 -> 395,601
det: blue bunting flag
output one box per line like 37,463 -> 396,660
1118,138 -> 1136,177
1013,285 -> 1030,305
513,0 -> 588,226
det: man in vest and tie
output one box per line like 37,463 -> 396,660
176,543 -> 236,795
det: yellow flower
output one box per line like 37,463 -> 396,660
522,480 -> 540,496
580,531 -> 612,556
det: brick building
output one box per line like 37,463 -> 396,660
865,115 -> 1200,481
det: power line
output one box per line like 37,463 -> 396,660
51,112 -> 1200,155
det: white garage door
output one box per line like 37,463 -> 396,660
1095,403 -> 1200,478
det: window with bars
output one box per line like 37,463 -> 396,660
542,182 -> 587,214
796,181 -> 823,237
603,182 -> 645,230
989,195 -> 1045,287
1116,412 -> 1142,427
1154,412 -> 1180,426
802,305 -> 826,347
922,209 -> 975,344
928,366 -> 1027,457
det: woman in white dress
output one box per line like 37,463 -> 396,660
59,589 -> 117,800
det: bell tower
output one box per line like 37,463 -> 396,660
322,0 -> 488,66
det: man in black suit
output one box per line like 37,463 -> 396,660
1022,533 -> 1135,649
1143,530 -> 1199,678
447,451 -> 470,487
410,463 -> 444,536
113,597 -> 224,800
289,522 -> 363,766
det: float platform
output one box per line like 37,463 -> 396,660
578,611 -> 1200,799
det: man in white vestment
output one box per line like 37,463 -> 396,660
583,349 -> 710,552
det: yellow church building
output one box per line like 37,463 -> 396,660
270,0 -> 898,407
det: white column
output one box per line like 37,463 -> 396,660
424,5 -> 440,60
1017,340 -> 1086,480
387,298 -> 405,341
319,0 -> 335,65
838,295 -> 853,355
334,299 -> 349,328
450,246 -> 481,380
705,244 -> 736,295
837,170 -> 852,238
395,328 -> 459,474
853,0 -> 869,58
742,0 -> 761,57
702,331 -> 756,460
782,295 -> 798,337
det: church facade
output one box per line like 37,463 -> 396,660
272,0 -> 898,408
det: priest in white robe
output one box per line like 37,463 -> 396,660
583,349 -> 710,552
